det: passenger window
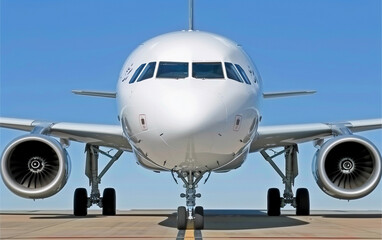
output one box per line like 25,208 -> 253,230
129,64 -> 146,84
225,62 -> 243,83
137,62 -> 156,82
157,62 -> 188,79
235,64 -> 251,85
192,62 -> 224,79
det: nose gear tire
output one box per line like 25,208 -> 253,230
177,206 -> 187,230
194,206 -> 204,230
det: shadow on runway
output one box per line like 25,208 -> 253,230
159,210 -> 309,230
2,209 -> 380,228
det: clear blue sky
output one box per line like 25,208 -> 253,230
1,0 -> 381,211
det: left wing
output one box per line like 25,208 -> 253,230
250,119 -> 382,152
0,117 -> 132,151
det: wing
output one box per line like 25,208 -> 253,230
250,119 -> 382,152
0,117 -> 132,151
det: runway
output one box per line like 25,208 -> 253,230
0,210 -> 381,239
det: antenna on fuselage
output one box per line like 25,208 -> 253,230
189,0 -> 194,31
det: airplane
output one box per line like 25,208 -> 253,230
1,0 -> 381,230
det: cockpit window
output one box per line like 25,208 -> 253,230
192,62 -> 224,79
137,62 -> 156,82
129,63 -> 146,84
225,62 -> 243,83
157,62 -> 188,79
235,64 -> 251,85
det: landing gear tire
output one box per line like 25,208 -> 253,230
102,188 -> 116,216
267,188 -> 281,216
177,206 -> 187,230
74,188 -> 88,216
194,206 -> 204,230
296,188 -> 310,216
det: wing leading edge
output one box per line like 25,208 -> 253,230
0,117 -> 132,151
2,117 -> 381,154
251,119 -> 382,152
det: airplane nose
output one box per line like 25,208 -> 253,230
125,81 -> 253,170
156,83 -> 227,137
130,79 -> 227,143
151,82 -> 228,160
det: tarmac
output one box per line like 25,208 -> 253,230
0,210 -> 381,240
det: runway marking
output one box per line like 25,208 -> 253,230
176,229 -> 203,239
184,228 -> 194,239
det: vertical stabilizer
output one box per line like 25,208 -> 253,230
189,0 -> 194,31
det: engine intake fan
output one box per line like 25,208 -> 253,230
1,135 -> 71,199
313,135 -> 381,200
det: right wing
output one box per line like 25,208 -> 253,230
0,117 -> 132,151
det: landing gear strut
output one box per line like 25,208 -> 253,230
261,145 -> 310,216
73,144 -> 123,216
174,170 -> 206,230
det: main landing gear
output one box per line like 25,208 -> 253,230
173,170 -> 207,230
261,145 -> 310,216
73,144 -> 123,216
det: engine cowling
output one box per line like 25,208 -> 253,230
313,135 -> 381,200
1,134 -> 71,199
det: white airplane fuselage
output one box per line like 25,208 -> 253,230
117,31 -> 263,173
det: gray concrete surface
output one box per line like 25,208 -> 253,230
0,210 -> 381,239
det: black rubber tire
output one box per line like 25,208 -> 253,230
296,188 -> 310,216
177,206 -> 187,230
194,206 -> 204,230
267,188 -> 281,216
102,188 -> 116,216
74,188 -> 88,216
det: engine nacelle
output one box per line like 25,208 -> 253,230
313,135 -> 381,200
1,134 -> 71,199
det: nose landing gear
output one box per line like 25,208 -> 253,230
175,170 -> 206,230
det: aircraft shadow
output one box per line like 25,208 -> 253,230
158,210 -> 309,230
10,210 -> 379,225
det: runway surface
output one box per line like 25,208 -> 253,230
0,210 -> 381,239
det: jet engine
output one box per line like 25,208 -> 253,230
313,135 -> 381,200
1,134 -> 71,199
